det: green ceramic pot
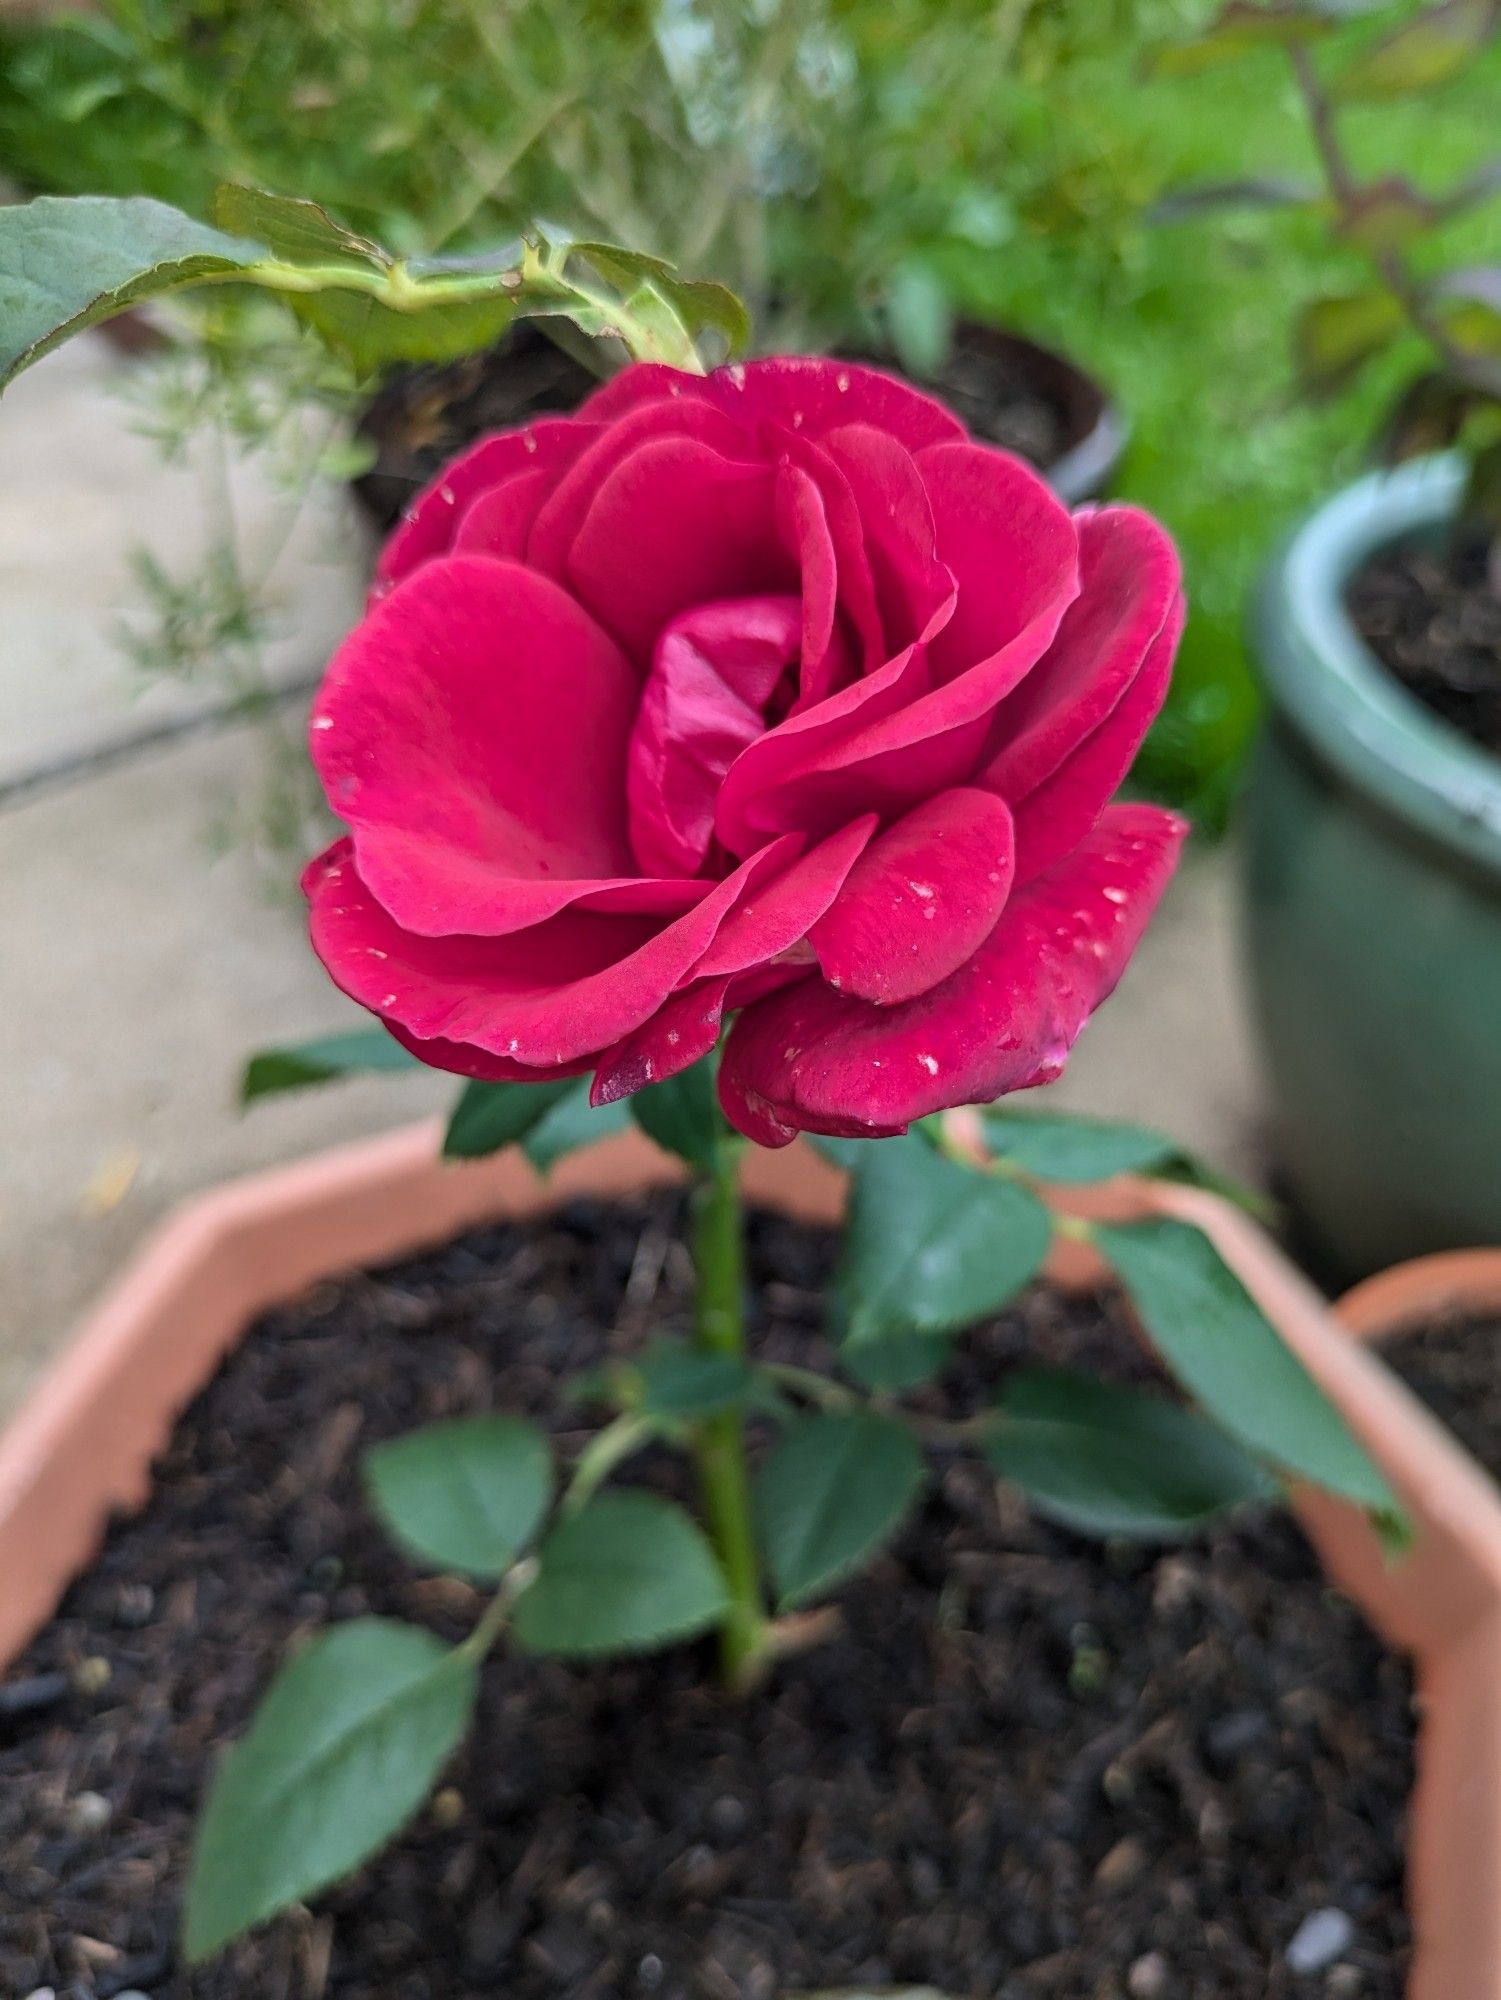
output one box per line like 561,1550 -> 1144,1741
1243,456 -> 1501,1281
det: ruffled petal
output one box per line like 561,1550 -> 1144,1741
808,788 -> 1015,1004
374,418 -> 595,594
980,506 -> 1182,801
820,422 -> 951,648
718,802 -> 1187,1143
692,815 -> 877,978
915,441 -> 1079,681
305,834 -> 806,1067
577,356 -> 967,452
1011,593 -> 1184,882
311,555 -> 645,937
590,977 -> 732,1105
564,435 -> 788,665
627,596 -> 802,878
525,396 -> 757,585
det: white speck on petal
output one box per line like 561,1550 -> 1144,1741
725,364 -> 746,389
1103,886 -> 1128,905
908,880 -> 935,899
312,714 -> 334,731
666,1029 -> 680,1046
791,410 -> 804,428
438,484 -> 455,505
366,948 -> 388,960
523,432 -> 539,454
836,371 -> 850,392
918,1053 -> 939,1075
381,993 -> 397,1008
507,1038 -> 520,1054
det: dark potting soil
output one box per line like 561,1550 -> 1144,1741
902,336 -> 1075,474
1384,1312 -> 1501,1481
351,324 -> 1080,535
1,1196 -> 1414,2000
1348,537 -> 1501,761
353,323 -> 601,532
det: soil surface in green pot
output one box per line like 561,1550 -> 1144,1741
352,321 -> 1098,536
1385,1313 -> 1501,1476
1348,537 -> 1501,760
0,1195 -> 1413,2000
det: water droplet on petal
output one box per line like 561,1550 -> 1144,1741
918,1054 -> 939,1075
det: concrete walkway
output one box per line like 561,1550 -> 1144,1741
0,335 -> 1268,1422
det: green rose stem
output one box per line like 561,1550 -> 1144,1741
688,1120 -> 770,1690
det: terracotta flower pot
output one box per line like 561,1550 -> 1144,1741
3,1127 -> 1499,1996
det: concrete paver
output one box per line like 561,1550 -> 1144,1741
0,335 -> 366,793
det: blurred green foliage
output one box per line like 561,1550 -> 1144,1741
2,0 -> 1498,821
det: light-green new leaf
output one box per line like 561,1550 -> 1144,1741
0,187 -> 751,392
183,1619 -> 476,1961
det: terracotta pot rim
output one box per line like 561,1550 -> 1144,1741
1336,1248 -> 1501,1344
6,1122 -> 1501,1996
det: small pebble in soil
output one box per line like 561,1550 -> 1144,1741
65,1788 -> 112,1833
1127,1952 -> 1169,1998
1286,1906 -> 1356,1973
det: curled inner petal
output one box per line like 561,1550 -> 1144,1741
626,596 -> 803,878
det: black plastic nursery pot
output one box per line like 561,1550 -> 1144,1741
350,317 -> 1126,535
1241,455 -> 1501,1282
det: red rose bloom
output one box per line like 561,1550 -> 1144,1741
304,357 -> 1186,1144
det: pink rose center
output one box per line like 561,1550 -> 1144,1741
625,595 -> 804,879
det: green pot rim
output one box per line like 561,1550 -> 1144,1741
1253,454 -> 1501,882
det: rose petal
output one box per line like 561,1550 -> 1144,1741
305,834 -> 807,1067
808,788 -> 1015,1004
719,802 -> 1188,1142
591,977 -> 733,1104
1011,593 -> 1184,882
773,433 -> 884,696
577,356 -> 967,452
386,1018 -> 595,1085
565,435 -> 789,665
375,418 -> 594,594
915,440 -> 1079,681
693,814 -> 877,978
711,446 -> 1080,847
312,556 -> 648,937
526,396 -> 757,588
713,639 -> 933,854
980,507 -> 1182,801
821,422 -> 951,647
627,596 -> 802,877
